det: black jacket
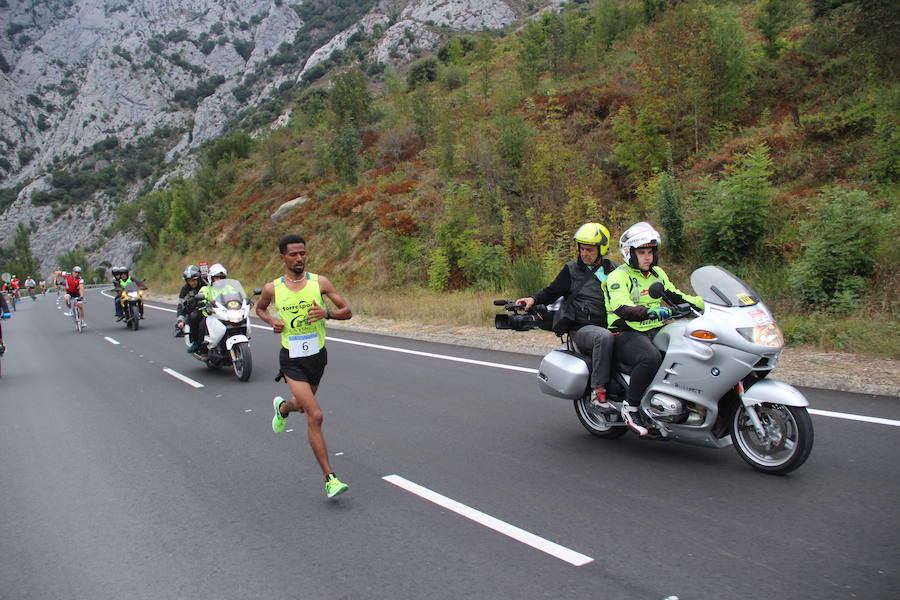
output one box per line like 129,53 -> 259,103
531,257 -> 619,329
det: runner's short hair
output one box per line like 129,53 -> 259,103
279,234 -> 306,254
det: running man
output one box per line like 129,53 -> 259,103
254,234 -> 353,499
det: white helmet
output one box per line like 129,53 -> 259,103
73,266 -> 82,273
619,222 -> 661,269
209,263 -> 227,278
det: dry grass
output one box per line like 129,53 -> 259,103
343,287 -> 507,328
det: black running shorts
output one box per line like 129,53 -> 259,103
277,346 -> 328,386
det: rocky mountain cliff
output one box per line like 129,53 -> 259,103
0,0 -> 538,273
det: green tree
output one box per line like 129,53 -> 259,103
757,0 -> 799,59
656,163 -> 685,258
593,0 -> 642,53
474,32 -> 495,100
789,187 -> 877,311
610,104 -> 669,186
56,248 -> 91,276
330,122 -> 361,184
11,223 -> 40,278
696,144 -> 774,265
329,67 -> 371,128
159,182 -> 195,253
635,2 -> 752,154
517,19 -> 546,91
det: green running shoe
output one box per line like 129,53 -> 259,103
325,474 -> 349,498
272,396 -> 286,433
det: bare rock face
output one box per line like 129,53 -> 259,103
0,0 -> 527,273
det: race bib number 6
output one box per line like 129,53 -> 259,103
288,333 -> 320,358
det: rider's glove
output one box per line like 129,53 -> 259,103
647,306 -> 672,321
1,312 -> 11,319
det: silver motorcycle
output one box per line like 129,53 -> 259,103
499,265 -> 814,474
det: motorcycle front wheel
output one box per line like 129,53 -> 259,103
574,395 -> 628,439
231,342 -> 252,381
731,403 -> 813,474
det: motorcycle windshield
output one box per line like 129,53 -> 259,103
211,278 -> 247,308
123,281 -> 141,294
689,266 -> 762,307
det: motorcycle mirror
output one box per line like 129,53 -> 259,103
493,299 -> 509,306
252,288 -> 262,296
648,282 -> 665,299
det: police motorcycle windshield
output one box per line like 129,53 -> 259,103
690,265 -> 762,308
211,278 -> 247,307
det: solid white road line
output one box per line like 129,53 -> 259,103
808,408 -> 900,427
383,474 -> 593,567
128,297 -> 897,426
104,337 -> 120,345
162,367 -> 204,388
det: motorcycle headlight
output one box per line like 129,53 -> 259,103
737,323 -> 784,348
227,309 -> 244,323
127,291 -> 139,299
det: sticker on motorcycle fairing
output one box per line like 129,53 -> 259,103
736,293 -> 756,305
748,308 -> 773,325
711,368 -> 720,376
288,332 -> 319,358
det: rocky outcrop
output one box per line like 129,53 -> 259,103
0,0 -> 531,273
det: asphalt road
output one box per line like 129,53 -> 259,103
1,289 -> 898,599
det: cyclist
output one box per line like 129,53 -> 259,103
24,276 -> 36,299
0,292 -> 10,357
7,275 -> 20,305
39,279 -> 47,295
57,267 -> 86,325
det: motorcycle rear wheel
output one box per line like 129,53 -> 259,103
231,342 -> 252,381
574,395 -> 628,439
731,403 -> 813,474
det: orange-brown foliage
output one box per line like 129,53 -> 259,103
381,179 -> 416,195
375,201 -> 417,235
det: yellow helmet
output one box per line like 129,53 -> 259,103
573,223 -> 610,256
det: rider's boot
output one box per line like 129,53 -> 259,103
621,402 -> 648,436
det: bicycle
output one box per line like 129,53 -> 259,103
71,297 -> 85,333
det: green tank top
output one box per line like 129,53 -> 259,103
273,273 -> 327,352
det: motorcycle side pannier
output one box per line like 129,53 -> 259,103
537,350 -> 590,399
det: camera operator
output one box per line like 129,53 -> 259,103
515,223 -> 618,411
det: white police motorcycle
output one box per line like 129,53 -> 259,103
183,278 -> 259,381
497,265 -> 814,474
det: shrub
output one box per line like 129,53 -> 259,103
509,256 -> 546,299
788,187 -> 878,311
696,144 -> 774,265
428,248 -> 451,291
461,242 -> 506,291
406,56 -> 439,88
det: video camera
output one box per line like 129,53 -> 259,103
493,299 -> 554,332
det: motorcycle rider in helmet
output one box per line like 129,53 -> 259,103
111,266 -> 126,320
112,265 -> 146,320
190,263 -> 231,356
516,223 -> 618,410
605,222 -> 705,435
176,265 -> 205,349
